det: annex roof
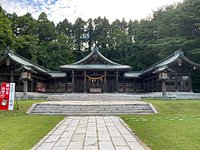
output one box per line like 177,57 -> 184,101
49,72 -> 66,78
0,49 -> 50,76
125,50 -> 200,78
60,47 -> 132,71
124,72 -> 142,78
142,50 -> 200,75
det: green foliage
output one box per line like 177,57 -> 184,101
1,0 -> 200,72
0,6 -> 13,52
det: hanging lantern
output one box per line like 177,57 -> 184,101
6,58 -> 10,66
177,59 -> 182,66
159,72 -> 169,79
21,72 -> 28,79
27,72 -> 31,79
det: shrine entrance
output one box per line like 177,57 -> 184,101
86,72 -> 105,93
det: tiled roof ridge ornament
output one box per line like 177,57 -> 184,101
92,46 -> 99,52
4,46 -> 13,55
175,49 -> 184,55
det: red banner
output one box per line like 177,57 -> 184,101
0,83 -> 15,110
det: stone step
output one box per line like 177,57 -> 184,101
27,103 -> 157,115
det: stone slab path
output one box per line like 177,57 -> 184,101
32,116 -> 148,150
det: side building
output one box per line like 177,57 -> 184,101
0,48 -> 199,93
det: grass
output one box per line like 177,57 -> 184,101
0,100 -> 64,150
120,100 -> 200,150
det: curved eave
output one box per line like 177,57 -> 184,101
72,49 -> 119,65
8,53 -> 51,76
124,72 -> 142,78
181,56 -> 200,69
142,53 -> 180,75
60,65 -> 132,71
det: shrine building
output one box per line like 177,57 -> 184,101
0,48 -> 200,93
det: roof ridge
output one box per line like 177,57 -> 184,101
142,50 -> 182,72
72,47 -> 121,66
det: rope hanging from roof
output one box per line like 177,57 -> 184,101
86,74 -> 105,82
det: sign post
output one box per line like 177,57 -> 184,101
0,82 -> 15,110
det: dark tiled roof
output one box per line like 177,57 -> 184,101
125,50 -> 200,78
60,48 -> 132,71
0,49 -> 50,76
49,72 -> 66,78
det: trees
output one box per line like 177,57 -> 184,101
37,12 -> 57,42
1,0 -> 200,71
0,6 -> 13,52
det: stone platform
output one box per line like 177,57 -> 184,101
27,100 -> 157,115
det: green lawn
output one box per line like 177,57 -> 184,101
0,100 -> 64,150
120,100 -> 200,150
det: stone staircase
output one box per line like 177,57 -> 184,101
27,101 -> 157,115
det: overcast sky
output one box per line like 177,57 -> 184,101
0,0 -> 184,24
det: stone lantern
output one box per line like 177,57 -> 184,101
15,65 -> 36,100
154,66 -> 175,100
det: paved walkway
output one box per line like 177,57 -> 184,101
32,116 -> 148,150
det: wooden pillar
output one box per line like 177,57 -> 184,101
23,80 -> 28,100
10,71 -> 14,82
189,75 -> 192,92
116,71 -> 119,92
104,70 -> 107,93
175,74 -> 178,92
65,73 -> 68,93
54,78 -> 57,93
162,80 -> 167,99
156,78 -> 159,92
123,76 -> 125,93
84,70 -> 86,93
151,77 -> 153,92
72,70 -> 74,93
31,79 -> 33,92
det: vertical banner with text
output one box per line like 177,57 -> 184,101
0,83 -> 15,110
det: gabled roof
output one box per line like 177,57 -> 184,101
141,50 -> 200,75
60,47 -> 132,71
125,50 -> 200,78
73,47 -> 119,65
0,49 -> 50,76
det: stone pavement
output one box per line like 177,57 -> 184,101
32,116 -> 149,150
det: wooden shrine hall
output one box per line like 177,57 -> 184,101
0,48 -> 200,93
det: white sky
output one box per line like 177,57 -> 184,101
0,0 -> 184,23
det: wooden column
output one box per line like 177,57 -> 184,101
189,75 -> 192,92
72,70 -> 74,93
116,71 -> 119,92
31,79 -> 33,92
151,77 -> 153,92
65,73 -> 68,93
162,80 -> 167,99
104,70 -> 107,93
84,70 -> 86,93
10,71 -> 14,82
156,78 -> 159,92
54,78 -> 57,93
175,74 -> 178,92
123,76 -> 125,93
23,80 -> 28,100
